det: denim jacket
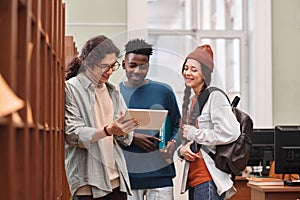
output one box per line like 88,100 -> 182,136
65,73 -> 133,198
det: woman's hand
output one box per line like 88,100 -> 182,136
179,141 -> 201,161
181,124 -> 195,139
107,112 -> 140,136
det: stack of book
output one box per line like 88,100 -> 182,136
247,176 -> 284,186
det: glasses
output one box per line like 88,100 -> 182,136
95,60 -> 120,72
128,63 -> 149,70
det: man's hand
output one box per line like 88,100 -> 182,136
133,133 -> 161,152
163,140 -> 177,155
160,140 -> 177,162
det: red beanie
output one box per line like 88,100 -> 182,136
186,44 -> 214,71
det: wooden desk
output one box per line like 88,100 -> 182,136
247,183 -> 300,200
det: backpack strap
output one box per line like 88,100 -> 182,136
189,87 -> 223,153
196,88 -> 211,114
193,87 -> 239,158
195,87 -> 230,115
231,96 -> 240,108
190,87 -> 230,123
206,87 -> 230,104
208,87 -> 240,108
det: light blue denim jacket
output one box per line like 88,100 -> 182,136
65,72 -> 133,198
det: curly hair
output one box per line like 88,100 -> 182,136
65,35 -> 120,80
124,38 -> 153,57
65,57 -> 82,80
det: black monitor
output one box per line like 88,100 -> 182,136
247,128 -> 274,176
275,126 -> 300,174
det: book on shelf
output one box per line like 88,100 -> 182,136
247,176 -> 284,186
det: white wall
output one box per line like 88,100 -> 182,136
272,0 -> 300,125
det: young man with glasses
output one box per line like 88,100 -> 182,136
119,38 -> 181,200
65,35 -> 140,200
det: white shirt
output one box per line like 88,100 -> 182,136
183,90 -> 240,199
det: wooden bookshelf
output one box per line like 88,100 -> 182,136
65,35 -> 78,65
0,0 -> 70,199
65,35 -> 78,77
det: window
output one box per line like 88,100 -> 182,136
147,0 -> 249,111
127,0 -> 273,126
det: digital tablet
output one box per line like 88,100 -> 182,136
123,109 -> 168,130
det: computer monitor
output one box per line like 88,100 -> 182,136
275,126 -> 300,174
247,128 -> 274,176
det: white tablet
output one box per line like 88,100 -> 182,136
123,109 -> 168,130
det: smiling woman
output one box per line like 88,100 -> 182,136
95,60 -> 120,72
64,35 -> 140,199
178,44 -> 240,200
84,53 -> 119,84
66,35 -> 120,81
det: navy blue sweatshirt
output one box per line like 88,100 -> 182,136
119,80 -> 181,189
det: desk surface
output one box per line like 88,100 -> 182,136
247,183 -> 300,200
247,183 -> 300,192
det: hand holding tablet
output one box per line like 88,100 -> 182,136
123,109 -> 168,130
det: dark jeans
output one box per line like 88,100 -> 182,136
188,180 -> 225,200
76,187 -> 127,200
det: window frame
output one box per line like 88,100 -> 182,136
127,0 -> 273,127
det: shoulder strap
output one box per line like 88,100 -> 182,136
207,87 -> 230,104
189,87 -> 218,153
194,87 -> 240,159
190,88 -> 210,125
197,87 -> 230,114
200,87 -> 240,108
196,88 -> 210,115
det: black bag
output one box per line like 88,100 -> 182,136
190,87 -> 253,176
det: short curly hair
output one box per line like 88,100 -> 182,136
124,38 -> 153,57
